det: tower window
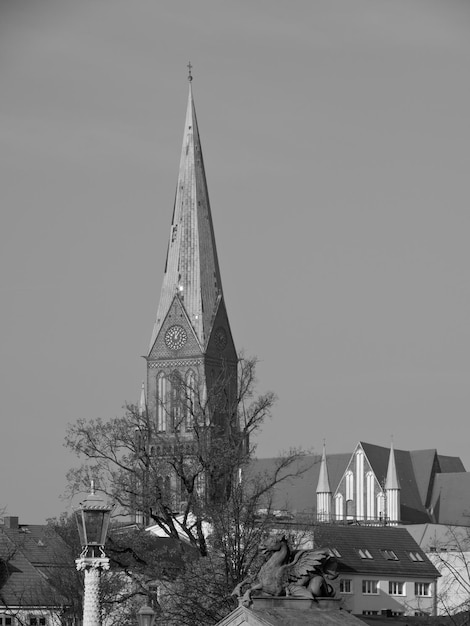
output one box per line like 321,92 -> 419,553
170,371 -> 183,432
157,372 -> 167,432
185,370 -> 196,429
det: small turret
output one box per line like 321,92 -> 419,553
316,442 -> 332,522
385,440 -> 401,524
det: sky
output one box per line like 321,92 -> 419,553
1,0 -> 470,524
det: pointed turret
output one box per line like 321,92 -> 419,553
316,442 -> 332,522
149,77 -> 224,354
385,440 -> 401,524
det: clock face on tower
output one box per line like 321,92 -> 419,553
165,325 -> 188,350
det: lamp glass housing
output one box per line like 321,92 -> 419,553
75,487 -> 113,551
137,605 -> 155,626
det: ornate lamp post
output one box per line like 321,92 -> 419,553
75,481 -> 113,626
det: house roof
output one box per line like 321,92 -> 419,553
0,520 -> 72,609
312,525 -> 439,579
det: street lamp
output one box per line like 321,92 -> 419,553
137,604 -> 156,626
75,481 -> 113,626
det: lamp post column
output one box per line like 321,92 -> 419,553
76,557 -> 110,626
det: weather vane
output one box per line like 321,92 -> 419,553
187,61 -> 193,82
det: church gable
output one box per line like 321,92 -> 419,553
205,297 -> 237,361
334,443 -> 385,522
148,295 -> 203,361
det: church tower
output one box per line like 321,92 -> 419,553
145,71 -> 237,504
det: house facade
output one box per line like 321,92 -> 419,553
406,524 -> 470,615
309,525 -> 439,617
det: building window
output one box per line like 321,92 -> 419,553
391,612 -> 404,616
366,471 -> 375,519
0,617 -> 13,626
389,581 -> 405,595
362,580 -> 378,594
157,372 -> 167,432
29,619 -> 46,626
335,493 -> 344,521
170,370 -> 183,431
408,551 -> 424,562
345,471 -> 354,501
415,582 -> 431,597
377,492 -> 385,520
329,547 -> 342,558
340,579 -> 352,593
357,548 -> 373,559
415,612 -> 429,616
362,611 -> 379,616
381,549 -> 399,560
185,369 -> 196,429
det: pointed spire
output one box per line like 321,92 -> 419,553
385,439 -> 401,524
316,441 -> 332,522
385,439 -> 400,490
139,381 -> 146,417
316,441 -> 331,494
149,74 -> 223,354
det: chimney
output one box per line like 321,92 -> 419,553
3,516 -> 19,529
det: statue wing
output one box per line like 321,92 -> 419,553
286,549 -> 338,582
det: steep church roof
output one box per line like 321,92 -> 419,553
428,473 -> 470,526
149,77 -> 223,354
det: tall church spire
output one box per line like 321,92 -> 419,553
145,73 -> 237,447
148,75 -> 223,355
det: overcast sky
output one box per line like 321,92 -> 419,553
1,0 -> 470,524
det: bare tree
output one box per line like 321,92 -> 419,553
64,355 -> 311,624
424,525 -> 470,618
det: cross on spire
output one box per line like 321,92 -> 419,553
187,61 -> 193,82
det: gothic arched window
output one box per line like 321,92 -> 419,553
156,372 -> 167,432
185,369 -> 196,430
170,370 -> 183,432
345,471 -> 354,501
366,472 -> 375,520
335,493 -> 344,521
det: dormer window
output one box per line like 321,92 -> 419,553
329,547 -> 342,558
381,549 -> 399,560
408,551 -> 424,562
357,548 -> 373,559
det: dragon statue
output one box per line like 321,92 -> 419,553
232,535 -> 339,607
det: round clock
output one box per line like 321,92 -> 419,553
214,326 -> 227,351
165,325 -> 187,350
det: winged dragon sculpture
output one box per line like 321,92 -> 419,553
232,535 -> 338,607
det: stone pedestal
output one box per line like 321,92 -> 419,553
250,596 -> 342,611
218,596 -> 366,625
